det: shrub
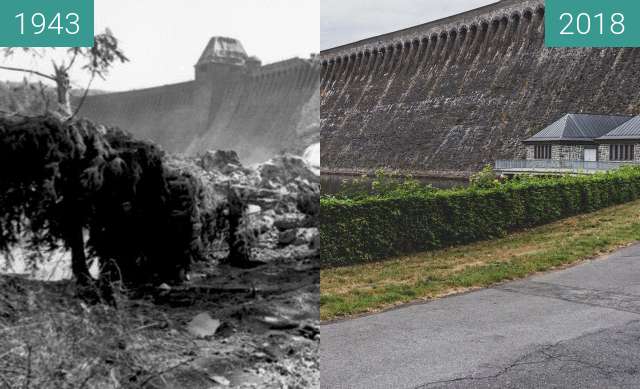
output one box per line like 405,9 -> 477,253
325,169 -> 435,200
320,168 -> 640,268
470,164 -> 500,189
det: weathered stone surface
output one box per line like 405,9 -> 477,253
278,229 -> 298,245
525,145 -> 587,161
165,151 -> 319,262
274,213 -> 306,231
186,312 -> 221,338
320,0 -> 640,176
295,228 -> 320,250
199,150 -> 244,174
278,228 -> 319,250
257,155 -> 319,187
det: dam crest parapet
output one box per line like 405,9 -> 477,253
319,0 -> 640,175
81,36 -> 320,164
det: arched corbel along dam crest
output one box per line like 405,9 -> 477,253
321,0 -> 640,178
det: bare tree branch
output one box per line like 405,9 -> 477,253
51,59 -> 60,74
68,72 -> 96,121
65,52 -> 79,72
23,345 -> 32,389
0,373 -> 11,389
0,65 -> 55,81
37,81 -> 50,114
138,357 -> 195,388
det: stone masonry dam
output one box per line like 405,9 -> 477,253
320,0 -> 640,177
81,37 -> 320,164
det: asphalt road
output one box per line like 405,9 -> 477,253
321,244 -> 640,389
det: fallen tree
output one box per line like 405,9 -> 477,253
0,114 -> 202,285
0,114 -> 321,290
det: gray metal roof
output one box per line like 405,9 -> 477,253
525,114 -> 633,142
598,115 -> 640,140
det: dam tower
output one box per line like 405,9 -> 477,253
80,36 -> 319,163
320,0 -> 640,176
194,36 -> 249,132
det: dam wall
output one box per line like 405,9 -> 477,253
80,37 -> 320,164
185,58 -> 320,163
320,0 -> 640,176
80,81 -> 199,153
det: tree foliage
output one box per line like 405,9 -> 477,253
470,164 -> 500,189
1,29 -> 128,116
325,169 -> 435,200
321,167 -> 640,267
0,114 -> 200,285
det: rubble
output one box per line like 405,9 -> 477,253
274,213 -> 306,231
165,151 -> 320,262
256,155 -> 319,189
187,312 -> 222,338
0,148 -> 320,388
278,229 -> 298,246
295,228 -> 319,249
199,150 -> 248,175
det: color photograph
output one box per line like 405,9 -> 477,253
320,0 -> 640,388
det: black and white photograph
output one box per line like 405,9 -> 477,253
0,1 -> 320,388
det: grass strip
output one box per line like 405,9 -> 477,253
321,199 -> 640,321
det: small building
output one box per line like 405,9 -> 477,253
496,113 -> 640,175
595,115 -> 640,162
523,113 -> 633,162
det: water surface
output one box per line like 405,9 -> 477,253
321,174 -> 468,195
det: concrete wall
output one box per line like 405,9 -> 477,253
80,81 -> 199,153
320,0 -> 640,175
185,59 -> 320,164
80,58 -> 320,164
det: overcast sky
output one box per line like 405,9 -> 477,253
321,0 -> 496,50
0,0 -> 319,92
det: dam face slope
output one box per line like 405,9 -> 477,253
320,0 -> 640,176
81,37 -> 320,164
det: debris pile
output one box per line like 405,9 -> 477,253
166,150 -> 320,264
0,147 -> 321,388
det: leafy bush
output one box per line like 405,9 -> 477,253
320,168 -> 640,267
470,164 -> 500,189
324,169 -> 435,200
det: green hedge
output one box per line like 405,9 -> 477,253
320,168 -> 640,268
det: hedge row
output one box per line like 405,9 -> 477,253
320,168 -> 640,268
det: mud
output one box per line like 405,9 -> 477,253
0,247 -> 319,388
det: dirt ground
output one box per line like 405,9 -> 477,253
0,247 -> 319,388
0,150 -> 320,388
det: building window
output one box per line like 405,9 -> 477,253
534,144 -> 551,159
609,144 -> 634,161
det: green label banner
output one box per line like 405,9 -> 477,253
546,0 -> 640,47
0,0 -> 94,47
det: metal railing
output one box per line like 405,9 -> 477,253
495,159 -> 640,173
